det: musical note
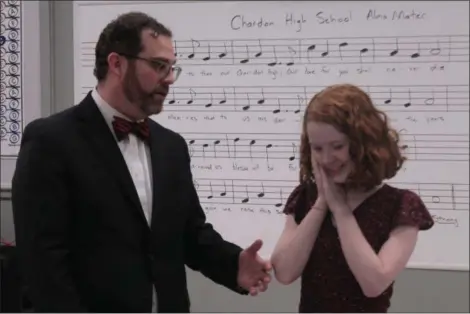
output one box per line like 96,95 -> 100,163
240,45 -> 250,63
213,139 -> 221,157
339,41 -> 348,60
207,182 -> 213,199
321,39 -> 330,57
187,88 -> 196,104
173,39 -> 178,57
220,181 -> 227,197
219,42 -> 229,59
258,182 -> 265,198
268,46 -> 278,66
188,39 -> 200,59
275,189 -> 284,207
202,143 -> 209,158
205,93 -> 214,108
289,143 -> 297,161
273,98 -> 281,114
266,144 -> 273,164
241,185 -> 249,203
359,46 -> 370,64
168,89 -> 176,104
257,88 -> 265,104
294,95 -> 303,114
286,46 -> 297,66
219,89 -> 228,104
384,89 -> 392,104
422,89 -> 434,106
233,137 -> 240,158
255,39 -> 263,58
390,38 -> 399,56
188,139 -> 196,157
295,86 -> 309,114
306,42 -> 316,63
411,43 -> 421,58
404,89 -> 412,108
249,139 -> 256,160
430,40 -> 442,56
242,94 -> 251,111
202,42 -> 211,61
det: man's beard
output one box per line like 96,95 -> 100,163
122,65 -> 166,116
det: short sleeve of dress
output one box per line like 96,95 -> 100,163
283,181 -> 317,224
283,184 -> 304,215
392,189 -> 435,231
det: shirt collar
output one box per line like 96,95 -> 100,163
92,87 -> 130,125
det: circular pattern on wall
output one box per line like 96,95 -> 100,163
0,0 -> 22,154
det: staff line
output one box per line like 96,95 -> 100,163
79,33 -> 469,44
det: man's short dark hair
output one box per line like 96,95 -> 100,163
93,12 -> 172,81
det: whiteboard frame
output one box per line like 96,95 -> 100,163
72,1 -> 80,105
406,262 -> 468,272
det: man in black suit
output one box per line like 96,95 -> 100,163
11,12 -> 271,313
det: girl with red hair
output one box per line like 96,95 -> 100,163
271,84 -> 434,313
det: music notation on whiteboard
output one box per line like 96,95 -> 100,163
80,84 -> 468,113
79,34 -> 469,67
162,84 -> 468,113
74,0 -> 469,269
183,132 -> 469,162
194,177 -> 469,212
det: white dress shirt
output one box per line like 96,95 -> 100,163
91,88 -> 157,312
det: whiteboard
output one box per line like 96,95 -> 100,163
73,1 -> 469,271
1,0 -> 42,189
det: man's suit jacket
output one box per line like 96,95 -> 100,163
11,92 -> 246,312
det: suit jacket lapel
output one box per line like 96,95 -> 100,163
75,93 -> 149,226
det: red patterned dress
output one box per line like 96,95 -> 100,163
283,180 -> 434,312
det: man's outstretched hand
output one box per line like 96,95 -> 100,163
237,239 -> 272,296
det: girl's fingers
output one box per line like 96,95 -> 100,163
314,162 -> 324,191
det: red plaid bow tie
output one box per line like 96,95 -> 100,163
112,116 -> 150,141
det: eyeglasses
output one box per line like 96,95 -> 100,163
119,53 -> 182,81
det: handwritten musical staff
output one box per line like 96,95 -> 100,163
183,132 -> 468,163
81,84 -> 469,113
79,34 -> 469,68
194,178 -> 469,212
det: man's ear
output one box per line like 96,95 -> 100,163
107,52 -> 125,77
